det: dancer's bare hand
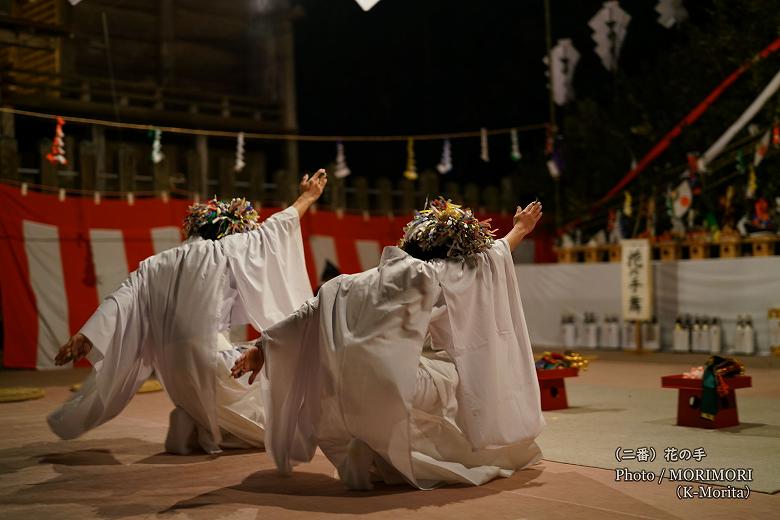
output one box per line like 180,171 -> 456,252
231,347 -> 264,385
54,333 -> 93,366
513,200 -> 543,237
299,169 -> 327,201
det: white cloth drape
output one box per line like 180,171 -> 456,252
48,207 -> 312,453
258,239 -> 544,489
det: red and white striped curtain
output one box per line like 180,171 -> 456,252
0,183 -> 522,369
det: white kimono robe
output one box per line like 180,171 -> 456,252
47,206 -> 312,454
257,238 -> 545,489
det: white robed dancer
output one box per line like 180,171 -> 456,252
232,197 -> 545,489
48,170 -> 327,454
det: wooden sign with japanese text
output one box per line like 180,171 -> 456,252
621,239 -> 653,321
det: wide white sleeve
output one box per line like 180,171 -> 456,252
47,268 -> 153,440
436,239 -> 545,449
222,206 -> 313,330
258,297 -> 322,473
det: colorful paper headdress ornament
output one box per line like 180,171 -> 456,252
399,197 -> 496,259
184,197 -> 260,239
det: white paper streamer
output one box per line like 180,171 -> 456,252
354,0 -> 381,11
655,0 -> 688,29
510,128 -> 522,161
334,141 -> 351,179
753,130 -> 771,167
234,132 -> 246,172
437,139 -> 453,174
546,39 -> 580,106
151,129 -> 164,165
589,1 -> 631,72
403,138 -> 418,180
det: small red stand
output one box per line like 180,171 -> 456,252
537,367 -> 579,410
661,375 -> 752,429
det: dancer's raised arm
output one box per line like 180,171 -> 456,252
292,168 -> 328,218
504,200 -> 542,251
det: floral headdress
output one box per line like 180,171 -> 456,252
183,197 -> 260,239
399,197 -> 496,259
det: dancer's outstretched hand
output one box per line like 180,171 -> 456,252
299,168 -> 328,201
54,333 -> 93,366
231,347 -> 264,385
513,200 -> 543,237
293,169 -> 327,217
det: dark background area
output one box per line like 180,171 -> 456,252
293,0 -> 780,228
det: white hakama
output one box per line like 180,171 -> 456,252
257,238 -> 545,489
48,206 -> 312,454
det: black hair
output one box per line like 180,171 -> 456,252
400,240 -> 450,261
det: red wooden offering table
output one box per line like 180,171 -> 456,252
536,367 -> 579,410
661,375 -> 752,429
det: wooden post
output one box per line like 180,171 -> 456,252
419,170 -> 439,201
39,139 -> 57,187
444,181 -> 462,204
376,177 -> 394,216
353,176 -> 370,212
483,185 -> 500,213
185,149 -> 202,197
247,151 -> 267,203
328,175 -> 346,211
79,141 -> 97,191
464,183 -> 480,209
91,126 -> 106,191
500,176 -> 514,213
219,155 -> 236,199
196,135 -> 209,199
400,178 -> 415,215
154,144 -> 176,193
118,144 -> 137,193
274,169 -> 297,207
0,113 -> 19,180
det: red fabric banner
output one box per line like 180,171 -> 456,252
0,183 -> 534,369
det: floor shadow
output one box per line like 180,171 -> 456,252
552,406 -> 627,414
642,417 -> 780,437
0,437 -> 159,476
38,448 -> 122,467
716,422 -> 780,437
136,448 -> 264,465
164,467 -> 546,516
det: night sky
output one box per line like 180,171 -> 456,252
292,0 -> 705,183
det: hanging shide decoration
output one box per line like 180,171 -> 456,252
655,0 -> 688,29
754,130 -> 771,166
480,127 -> 489,162
672,179 -> 692,217
746,165 -> 758,199
437,139 -> 453,174
234,132 -> 246,172
46,117 -> 67,166
589,1 -> 631,72
510,128 -> 522,161
546,131 -> 564,180
547,38 -> 580,106
334,141 -> 351,179
403,138 -> 418,180
623,191 -> 633,217
150,128 -> 164,165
